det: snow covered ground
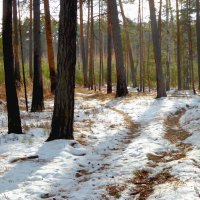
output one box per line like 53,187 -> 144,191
0,89 -> 200,200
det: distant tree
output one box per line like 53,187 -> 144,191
119,0 -> 137,88
176,0 -> 182,90
158,0 -> 162,38
149,0 -> 167,98
43,0 -> 57,93
47,0 -> 77,141
138,0 -> 144,92
13,0 -> 21,87
89,0 -> 95,90
17,0 -> 28,111
29,0 -> 33,79
186,0 -> 196,94
107,5 -> 112,94
86,0 -> 90,83
165,0 -> 171,91
196,0 -> 200,90
98,0 -> 104,91
2,0 -> 23,134
79,0 -> 88,88
107,0 -> 128,97
31,0 -> 44,112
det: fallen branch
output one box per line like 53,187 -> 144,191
10,155 -> 39,163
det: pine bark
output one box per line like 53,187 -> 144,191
47,0 -> 77,141
107,0 -> 128,97
158,0 -> 162,40
43,0 -> 57,93
31,0 -> 44,112
149,0 -> 167,98
2,0 -> 23,134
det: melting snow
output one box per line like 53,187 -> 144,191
0,90 -> 200,199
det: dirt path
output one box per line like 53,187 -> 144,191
73,101 -> 142,199
128,108 -> 192,200
74,94 -> 192,199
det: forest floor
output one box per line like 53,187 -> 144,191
0,87 -> 200,200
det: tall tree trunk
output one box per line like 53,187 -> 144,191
13,0 -> 21,87
142,0 -> 145,92
107,0 -> 128,97
47,0 -> 77,141
2,0 -> 22,134
43,0 -> 57,93
99,0 -> 103,91
29,0 -> 33,79
31,0 -> 44,112
107,5 -> 112,94
18,0 -> 28,111
79,0 -> 88,88
89,0 -> 94,90
176,0 -> 182,90
149,0 -> 167,98
187,0 -> 196,94
139,0 -> 144,92
196,0 -> 200,90
166,0 -> 171,91
102,33 -> 104,86
119,0 -> 136,88
185,15 -> 190,91
158,0 -> 162,40
147,28 -> 151,92
85,0 -> 90,81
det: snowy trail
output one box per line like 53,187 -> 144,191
128,108 -> 192,200
0,90 -> 200,200
67,102 -> 142,199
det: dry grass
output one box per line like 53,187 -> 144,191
0,82 -> 54,101
128,108 -> 192,199
110,108 -> 140,138
165,130 -> 191,144
0,84 -> 6,99
164,108 -> 191,147
147,151 -> 186,163
106,184 -> 126,198
22,122 -> 50,132
127,91 -> 157,99
78,91 -> 115,101
76,86 -> 158,101
97,163 -> 110,171
130,169 -> 177,200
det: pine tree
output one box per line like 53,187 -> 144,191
31,0 -> 44,112
149,0 -> 167,98
43,0 -> 57,93
2,0 -> 23,134
107,0 -> 128,97
47,0 -> 77,141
